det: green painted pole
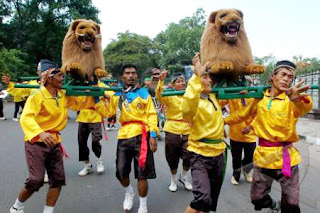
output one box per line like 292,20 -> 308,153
13,84 -> 320,99
14,84 -> 39,89
162,85 -> 270,97
21,76 -> 40,81
102,79 -> 118,83
14,84 -> 122,90
14,84 -> 122,97
162,84 -> 319,100
11,76 -> 40,82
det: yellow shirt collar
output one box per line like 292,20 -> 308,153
264,89 -> 287,100
40,86 -> 62,99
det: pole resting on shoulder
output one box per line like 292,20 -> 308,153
14,84 -> 122,97
162,85 -> 319,100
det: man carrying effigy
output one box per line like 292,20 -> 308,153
10,60 -> 95,213
183,53 -> 227,213
155,70 -> 192,192
225,60 -> 313,213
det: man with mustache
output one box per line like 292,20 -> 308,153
225,60 -> 312,213
9,60 -> 95,213
96,64 -> 158,213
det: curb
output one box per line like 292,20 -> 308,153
299,135 -> 320,145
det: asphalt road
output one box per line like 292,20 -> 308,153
0,102 -> 319,213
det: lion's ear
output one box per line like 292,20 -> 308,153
209,11 -> 218,24
95,23 -> 101,34
70,20 -> 82,31
236,10 -> 243,19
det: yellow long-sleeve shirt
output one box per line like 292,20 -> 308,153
225,89 -> 313,169
76,109 -> 102,123
7,80 -> 40,102
180,74 -> 226,157
96,87 -> 158,139
155,80 -> 190,135
76,82 -> 110,123
224,99 -> 256,142
7,82 -> 28,102
20,86 -> 95,143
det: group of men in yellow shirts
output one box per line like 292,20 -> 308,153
155,53 -> 311,213
5,52 -> 312,213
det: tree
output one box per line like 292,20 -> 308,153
253,54 -> 277,84
0,0 -> 100,75
0,48 -> 32,78
294,56 -> 320,74
103,31 -> 161,78
154,8 -> 206,74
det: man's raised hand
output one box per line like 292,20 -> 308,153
285,79 -> 310,101
159,69 -> 168,81
192,52 -> 210,77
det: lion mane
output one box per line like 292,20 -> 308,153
201,9 -> 264,75
62,19 -> 106,82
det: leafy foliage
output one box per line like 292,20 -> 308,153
254,55 -> 277,84
103,31 -> 161,78
0,0 -> 99,77
294,56 -> 320,75
0,48 -> 31,78
154,8 -> 206,74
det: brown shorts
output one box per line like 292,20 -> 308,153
165,132 -> 190,170
25,142 -> 66,192
189,152 -> 224,212
116,134 -> 156,180
251,166 -> 300,212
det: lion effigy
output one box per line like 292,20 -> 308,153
62,19 -> 107,83
200,9 -> 265,77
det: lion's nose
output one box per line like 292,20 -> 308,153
84,29 -> 94,36
87,32 -> 94,36
229,13 -> 240,21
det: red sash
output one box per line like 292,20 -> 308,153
122,121 -> 148,170
101,119 -> 109,141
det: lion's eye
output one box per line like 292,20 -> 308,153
79,26 -> 85,29
220,14 -> 227,18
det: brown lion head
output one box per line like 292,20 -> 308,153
200,9 -> 264,75
62,19 -> 106,82
209,9 -> 243,44
69,19 -> 101,51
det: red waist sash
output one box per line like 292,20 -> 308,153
122,121 -> 148,170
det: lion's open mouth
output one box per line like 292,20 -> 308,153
78,34 -> 95,50
221,23 -> 240,38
